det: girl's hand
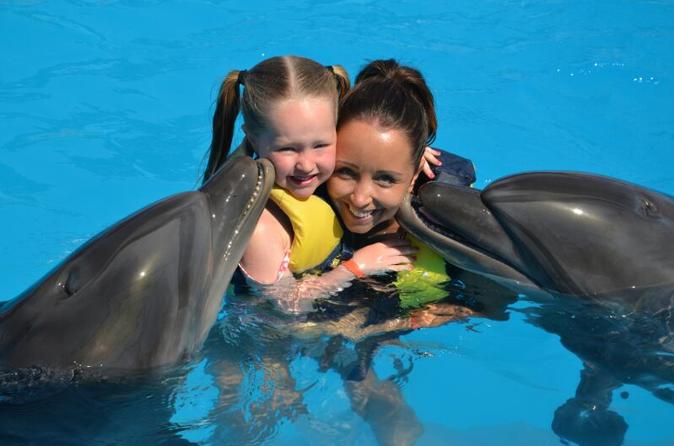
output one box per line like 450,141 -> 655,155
348,238 -> 418,276
421,146 -> 442,179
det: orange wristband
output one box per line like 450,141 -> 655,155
342,259 -> 366,278
409,314 -> 420,330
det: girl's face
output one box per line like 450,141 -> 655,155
249,96 -> 336,200
327,119 -> 419,234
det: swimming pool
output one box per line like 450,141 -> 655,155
1,1 -> 673,445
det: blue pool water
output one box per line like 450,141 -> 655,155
1,1 -> 674,445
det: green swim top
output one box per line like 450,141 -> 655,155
395,235 -> 450,309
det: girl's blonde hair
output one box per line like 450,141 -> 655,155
203,56 -> 350,183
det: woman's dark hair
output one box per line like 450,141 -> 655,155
337,59 -> 436,167
202,56 -> 350,183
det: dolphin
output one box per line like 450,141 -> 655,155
398,171 -> 674,298
399,171 -> 674,445
0,156 -> 274,372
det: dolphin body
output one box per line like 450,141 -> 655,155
0,156 -> 274,372
399,171 -> 674,445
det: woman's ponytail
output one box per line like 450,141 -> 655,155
402,68 -> 437,146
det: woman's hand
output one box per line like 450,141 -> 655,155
347,238 -> 418,276
421,146 -> 442,179
408,302 -> 476,329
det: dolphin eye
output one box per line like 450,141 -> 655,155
63,268 -> 81,297
641,198 -> 658,218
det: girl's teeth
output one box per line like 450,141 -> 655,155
290,175 -> 315,185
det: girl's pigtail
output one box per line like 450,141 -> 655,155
203,70 -> 243,184
330,64 -> 351,101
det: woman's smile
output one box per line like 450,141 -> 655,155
328,119 -> 419,234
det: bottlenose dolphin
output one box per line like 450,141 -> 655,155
0,156 -> 274,372
399,171 -> 674,297
399,171 -> 674,445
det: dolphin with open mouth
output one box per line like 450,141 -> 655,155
0,156 -> 274,372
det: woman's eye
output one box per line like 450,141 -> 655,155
375,175 -> 397,186
335,167 -> 356,178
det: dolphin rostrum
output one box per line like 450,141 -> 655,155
0,156 -> 274,372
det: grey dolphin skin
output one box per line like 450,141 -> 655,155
0,156 -> 274,372
399,171 -> 674,297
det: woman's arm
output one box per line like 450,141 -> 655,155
243,232 -> 417,315
267,238 -> 418,313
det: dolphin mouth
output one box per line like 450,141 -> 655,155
199,155 -> 275,271
220,157 -> 274,258
398,193 -> 490,266
398,187 -> 535,285
408,195 -> 488,256
232,157 -> 275,231
256,158 -> 275,201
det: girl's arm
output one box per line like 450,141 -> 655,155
240,211 -> 417,313
239,208 -> 292,285
269,238 -> 417,313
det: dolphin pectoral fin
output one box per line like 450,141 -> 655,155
552,364 -> 627,446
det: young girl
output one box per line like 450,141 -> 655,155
202,56 -> 417,313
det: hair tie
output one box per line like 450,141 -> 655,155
237,70 -> 247,86
325,65 -> 335,74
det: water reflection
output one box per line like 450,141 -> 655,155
518,287 -> 674,446
1,270 -> 672,445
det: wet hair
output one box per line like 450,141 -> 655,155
202,56 -> 350,183
337,59 -> 436,168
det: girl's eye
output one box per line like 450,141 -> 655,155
276,146 -> 296,152
314,142 -> 331,149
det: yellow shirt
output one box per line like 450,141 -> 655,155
268,187 -> 343,274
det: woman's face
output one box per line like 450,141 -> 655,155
327,119 -> 419,234
249,96 -> 336,200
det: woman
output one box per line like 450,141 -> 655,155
324,59 -> 489,324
